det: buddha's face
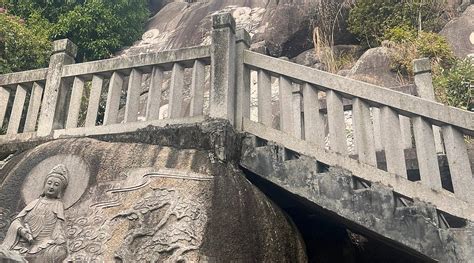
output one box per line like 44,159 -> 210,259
43,176 -> 63,198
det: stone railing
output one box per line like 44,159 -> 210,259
238,42 -> 474,206
0,13 -> 473,210
0,68 -> 48,137
0,34 -> 214,141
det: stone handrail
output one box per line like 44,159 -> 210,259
61,45 -> 211,78
0,68 -> 48,87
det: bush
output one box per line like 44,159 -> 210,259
348,0 -> 447,47
434,58 -> 474,111
0,12 -> 51,74
385,26 -> 453,76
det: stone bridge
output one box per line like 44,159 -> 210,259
0,13 -> 473,262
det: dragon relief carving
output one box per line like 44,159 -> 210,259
112,188 -> 207,262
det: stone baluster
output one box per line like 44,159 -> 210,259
23,82 -> 44,132
380,106 -> 407,178
169,63 -> 185,118
37,39 -> 77,136
190,60 -> 205,117
326,90 -> 347,155
146,67 -> 163,121
279,75 -> 293,134
257,69 -> 272,126
104,72 -> 125,125
124,69 -> 143,123
302,83 -> 325,147
292,84 -> 302,139
412,116 -> 442,189
65,77 -> 85,128
442,125 -> 474,203
85,75 -> 104,127
6,84 -> 27,134
353,98 -> 377,166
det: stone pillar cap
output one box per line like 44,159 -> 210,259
52,39 -> 78,58
413,58 -> 431,74
212,12 -> 236,33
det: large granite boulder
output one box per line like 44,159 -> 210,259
0,138 -> 306,262
122,0 -> 356,58
440,5 -> 474,58
345,46 -> 402,87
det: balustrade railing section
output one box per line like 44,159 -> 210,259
0,69 -> 48,137
241,49 -> 473,205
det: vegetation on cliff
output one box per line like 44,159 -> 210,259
346,0 -> 472,111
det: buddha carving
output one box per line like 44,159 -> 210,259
0,164 -> 69,262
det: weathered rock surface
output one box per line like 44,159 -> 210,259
122,0 -> 356,58
440,5 -> 474,58
291,49 -> 322,67
0,137 -> 306,262
345,46 -> 403,87
240,136 -> 474,262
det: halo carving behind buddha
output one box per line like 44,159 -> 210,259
22,155 -> 90,209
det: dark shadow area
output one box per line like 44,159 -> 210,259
241,167 -> 435,263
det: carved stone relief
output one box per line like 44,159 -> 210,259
112,187 -> 208,262
1,155 -> 212,263
0,139 -> 307,262
0,163 -> 76,262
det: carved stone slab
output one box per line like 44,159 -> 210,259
0,138 -> 306,262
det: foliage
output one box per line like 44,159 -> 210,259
308,0 -> 351,45
52,0 -> 149,61
0,12 -> 51,74
385,26 -> 453,76
434,58 -> 474,111
383,25 -> 471,111
308,1 -> 357,73
3,0 -> 78,23
2,0 -> 149,63
347,0 -> 447,47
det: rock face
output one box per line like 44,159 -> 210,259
345,46 -> 402,87
122,0 -> 356,58
440,5 -> 474,58
0,138 -> 306,262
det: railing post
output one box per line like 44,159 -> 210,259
37,39 -> 77,136
235,28 -> 251,130
210,12 -> 236,125
413,58 -> 443,153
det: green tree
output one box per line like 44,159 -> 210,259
2,0 -> 149,62
0,11 -> 51,74
52,0 -> 149,61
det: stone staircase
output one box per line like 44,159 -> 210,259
240,134 -> 474,262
